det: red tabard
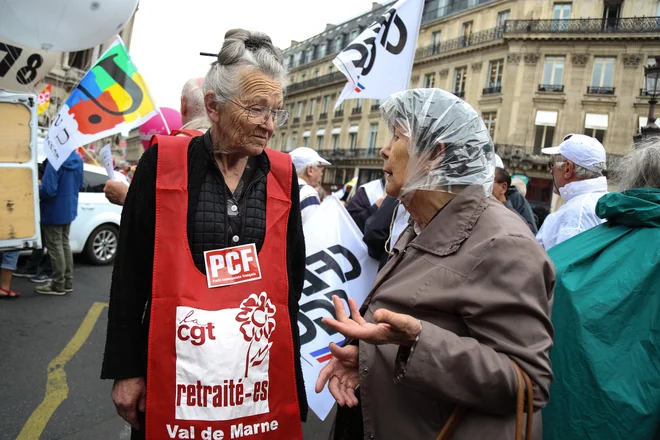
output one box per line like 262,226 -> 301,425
145,135 -> 303,440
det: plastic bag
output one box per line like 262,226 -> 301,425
380,88 -> 495,200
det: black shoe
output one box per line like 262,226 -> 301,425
14,266 -> 38,278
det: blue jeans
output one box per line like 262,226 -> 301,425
1,251 -> 20,271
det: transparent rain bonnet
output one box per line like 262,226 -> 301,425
380,88 -> 495,200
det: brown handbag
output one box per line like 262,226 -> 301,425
436,360 -> 534,440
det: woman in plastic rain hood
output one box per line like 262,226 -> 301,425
317,89 -> 555,440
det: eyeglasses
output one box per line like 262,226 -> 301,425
220,94 -> 289,127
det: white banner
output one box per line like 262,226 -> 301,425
333,0 -> 424,110
298,196 -> 378,420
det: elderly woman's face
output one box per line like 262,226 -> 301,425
207,70 -> 283,156
380,128 -> 410,197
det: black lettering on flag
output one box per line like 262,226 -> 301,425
341,6 -> 409,79
299,246 -> 363,346
77,53 -> 144,116
346,37 -> 377,76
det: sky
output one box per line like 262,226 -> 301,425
129,0 -> 382,111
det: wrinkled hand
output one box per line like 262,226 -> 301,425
322,296 -> 422,347
104,180 -> 128,206
315,343 -> 360,407
112,377 -> 146,430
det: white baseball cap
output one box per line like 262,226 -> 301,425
541,134 -> 607,173
289,147 -> 331,171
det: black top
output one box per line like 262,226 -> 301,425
101,132 -> 308,422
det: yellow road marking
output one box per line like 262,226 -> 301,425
16,302 -> 109,440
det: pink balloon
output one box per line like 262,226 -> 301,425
139,107 -> 183,149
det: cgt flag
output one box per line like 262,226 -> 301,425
45,37 -> 158,170
298,196 -> 378,420
333,0 -> 424,110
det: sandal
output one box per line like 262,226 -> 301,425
0,287 -> 20,298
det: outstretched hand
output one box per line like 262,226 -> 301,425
321,296 -> 422,347
315,343 -> 360,407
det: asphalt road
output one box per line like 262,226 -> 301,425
0,260 -> 334,440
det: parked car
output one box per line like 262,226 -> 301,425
71,163 -> 123,264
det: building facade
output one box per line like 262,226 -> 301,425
279,0 -> 660,207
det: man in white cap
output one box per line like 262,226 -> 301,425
536,133 -> 608,250
289,147 -> 331,224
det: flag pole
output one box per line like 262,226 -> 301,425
157,107 -> 171,134
117,35 -> 171,134
405,0 -> 425,88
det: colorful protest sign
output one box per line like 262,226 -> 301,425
45,37 -> 158,170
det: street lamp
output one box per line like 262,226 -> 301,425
637,59 -> 660,140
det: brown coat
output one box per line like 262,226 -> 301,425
357,187 -> 555,440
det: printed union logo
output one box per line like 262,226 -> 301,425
204,244 -> 262,289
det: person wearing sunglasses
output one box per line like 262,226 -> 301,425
102,29 -> 307,439
536,134 -> 608,250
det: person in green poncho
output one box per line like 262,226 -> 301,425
544,140 -> 660,440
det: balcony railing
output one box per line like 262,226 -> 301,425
640,89 -> 655,97
351,107 -> 362,115
504,17 -> 660,34
287,71 -> 347,94
334,110 -> 344,118
483,85 -> 502,95
370,104 -> 380,112
538,84 -> 564,93
453,90 -> 465,98
317,148 -> 381,162
306,115 -> 314,121
416,27 -> 503,60
587,86 -> 615,95
292,117 -> 300,124
421,0 -> 495,25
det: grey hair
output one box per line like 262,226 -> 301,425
203,29 -> 288,106
295,163 -> 320,178
614,138 -> 660,191
553,154 -> 604,179
181,78 -> 205,120
511,177 -> 527,197
181,116 -> 211,131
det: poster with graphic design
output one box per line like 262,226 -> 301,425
175,293 -> 276,421
44,37 -> 158,170
298,196 -> 378,420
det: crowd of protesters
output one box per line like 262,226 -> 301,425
3,25 -> 656,440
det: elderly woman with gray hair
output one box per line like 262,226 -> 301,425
317,89 -> 555,440
102,29 -> 307,439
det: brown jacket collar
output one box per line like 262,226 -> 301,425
398,186 -> 490,257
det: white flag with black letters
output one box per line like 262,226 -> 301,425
298,196 -> 378,420
333,0 -> 424,110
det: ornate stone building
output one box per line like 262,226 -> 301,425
279,0 -> 660,207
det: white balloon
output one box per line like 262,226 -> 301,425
0,38 -> 59,92
0,0 -> 138,52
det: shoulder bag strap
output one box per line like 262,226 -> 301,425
435,359 -> 534,440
